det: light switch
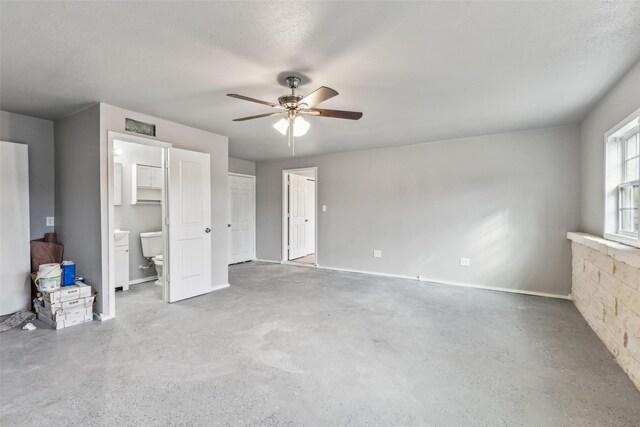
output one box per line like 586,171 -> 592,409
373,250 -> 382,258
460,257 -> 471,267
46,217 -> 55,227
322,205 -> 327,212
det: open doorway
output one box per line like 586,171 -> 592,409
282,167 -> 317,266
109,136 -> 168,308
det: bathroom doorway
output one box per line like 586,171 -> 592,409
108,133 -> 170,313
105,131 -> 214,319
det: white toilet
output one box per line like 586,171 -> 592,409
140,231 -> 164,286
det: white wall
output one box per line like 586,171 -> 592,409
1,111 -> 55,239
229,157 -> 255,175
113,140 -> 163,281
581,60 -> 640,235
100,103 -> 229,315
257,125 -> 581,296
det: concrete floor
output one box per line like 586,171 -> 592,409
1,262 -> 639,426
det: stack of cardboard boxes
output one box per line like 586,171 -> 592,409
34,282 -> 94,329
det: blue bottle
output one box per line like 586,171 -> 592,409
61,261 -> 76,286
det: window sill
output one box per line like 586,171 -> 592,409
567,232 -> 640,269
603,232 -> 640,249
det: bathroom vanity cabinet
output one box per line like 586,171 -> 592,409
114,230 -> 130,291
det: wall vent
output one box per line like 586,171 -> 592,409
125,118 -> 156,137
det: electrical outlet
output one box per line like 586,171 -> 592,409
373,250 -> 382,258
46,217 -> 55,227
322,205 -> 327,212
460,257 -> 470,267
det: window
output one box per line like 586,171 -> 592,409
605,108 -> 640,248
619,129 -> 639,235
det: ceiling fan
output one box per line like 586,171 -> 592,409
227,76 -> 363,155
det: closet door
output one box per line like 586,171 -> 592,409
228,174 -> 255,264
0,141 -> 31,315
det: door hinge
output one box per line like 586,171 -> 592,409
164,160 -> 169,168
165,217 -> 169,225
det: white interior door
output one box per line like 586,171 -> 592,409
0,141 -> 31,315
228,174 -> 255,264
168,148 -> 211,303
305,179 -> 316,256
288,174 -> 308,260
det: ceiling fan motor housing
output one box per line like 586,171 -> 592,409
279,94 -> 303,109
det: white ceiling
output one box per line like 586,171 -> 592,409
2,1 -> 639,161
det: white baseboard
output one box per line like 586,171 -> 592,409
318,265 -> 415,280
317,264 -> 571,300
211,283 -> 230,291
254,259 -> 282,264
129,275 -> 157,285
416,275 -> 571,300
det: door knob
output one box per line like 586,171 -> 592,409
205,228 -> 211,233
305,219 -> 309,222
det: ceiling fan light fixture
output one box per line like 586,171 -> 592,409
273,115 -> 310,137
273,118 -> 289,135
293,115 -> 310,136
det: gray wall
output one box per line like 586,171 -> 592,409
54,104 -> 102,299
257,125 -> 581,296
229,157 -> 255,175
581,60 -> 640,235
1,111 -> 55,239
113,140 -> 163,281
100,103 -> 229,313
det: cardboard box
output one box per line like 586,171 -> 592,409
35,304 -> 92,321
44,295 -> 94,312
37,312 -> 92,330
41,282 -> 92,303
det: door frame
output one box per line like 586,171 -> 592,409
228,172 -> 256,264
104,131 -> 171,320
281,167 -> 318,266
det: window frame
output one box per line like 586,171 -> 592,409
617,126 -> 639,237
604,108 -> 640,248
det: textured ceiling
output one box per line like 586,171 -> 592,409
2,1 -> 640,161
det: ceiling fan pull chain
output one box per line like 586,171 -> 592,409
288,117 -> 293,148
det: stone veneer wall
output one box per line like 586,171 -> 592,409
568,232 -> 640,390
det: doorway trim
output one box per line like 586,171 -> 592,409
281,167 -> 318,267
228,172 -> 257,264
104,131 -> 171,320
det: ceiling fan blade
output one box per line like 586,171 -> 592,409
233,112 -> 284,122
305,108 -> 363,120
227,93 -> 280,108
298,86 -> 339,108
